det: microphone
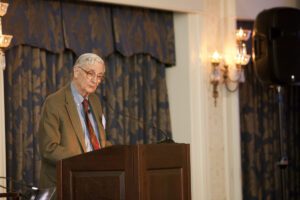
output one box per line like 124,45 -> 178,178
101,96 -> 175,143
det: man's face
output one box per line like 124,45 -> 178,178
73,62 -> 105,97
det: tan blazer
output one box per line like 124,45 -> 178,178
38,84 -> 107,189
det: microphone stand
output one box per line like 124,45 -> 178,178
275,86 -> 289,200
0,176 -> 39,200
0,183 -> 28,199
0,176 -> 56,200
152,121 -> 175,143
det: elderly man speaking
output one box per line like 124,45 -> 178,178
38,53 -> 110,195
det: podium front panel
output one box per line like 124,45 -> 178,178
57,144 -> 191,200
147,168 -> 184,200
71,171 -> 125,200
57,145 -> 133,200
135,144 -> 191,200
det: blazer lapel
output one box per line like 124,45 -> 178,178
64,85 -> 87,153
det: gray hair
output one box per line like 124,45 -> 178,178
74,53 -> 104,68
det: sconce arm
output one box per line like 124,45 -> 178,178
224,81 -> 239,92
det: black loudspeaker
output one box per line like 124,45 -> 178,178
253,7 -> 300,85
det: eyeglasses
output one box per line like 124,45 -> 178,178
78,66 -> 105,82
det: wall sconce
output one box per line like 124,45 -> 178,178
235,27 -> 251,67
210,51 -> 222,106
0,2 -> 12,69
210,28 -> 251,106
0,2 -> 12,49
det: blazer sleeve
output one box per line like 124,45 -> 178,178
38,98 -> 80,165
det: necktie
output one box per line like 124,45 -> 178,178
82,99 -> 100,150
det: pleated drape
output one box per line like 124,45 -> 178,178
5,47 -> 75,191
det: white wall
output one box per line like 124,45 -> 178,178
167,14 -> 192,144
169,0 -> 242,198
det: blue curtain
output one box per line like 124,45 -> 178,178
4,46 -> 75,192
239,20 -> 300,200
102,53 -> 171,144
3,0 -> 175,193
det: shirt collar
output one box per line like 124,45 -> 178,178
70,82 -> 86,105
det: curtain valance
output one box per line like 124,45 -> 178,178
3,0 -> 65,52
3,0 -> 175,65
112,7 -> 175,65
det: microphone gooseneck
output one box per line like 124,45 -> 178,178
101,95 -> 175,143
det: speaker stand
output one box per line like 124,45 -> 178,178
276,86 -> 289,200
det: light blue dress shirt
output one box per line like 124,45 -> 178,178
71,83 -> 100,152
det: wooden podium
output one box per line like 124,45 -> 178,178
57,143 -> 191,200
